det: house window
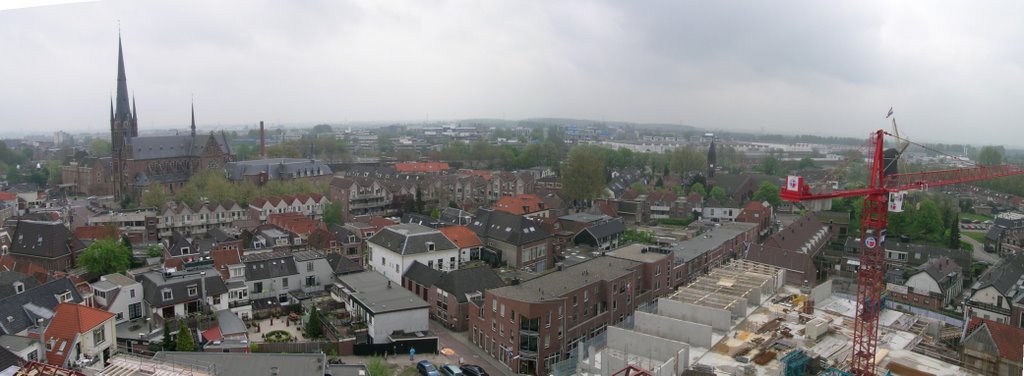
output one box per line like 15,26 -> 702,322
381,257 -> 385,266
162,289 -> 173,301
253,282 -> 263,293
282,278 -> 289,288
93,328 -> 106,345
130,289 -> 136,298
572,296 -> 578,306
307,262 -> 314,272
57,291 -> 72,302
187,286 -> 198,296
306,276 -> 316,287
116,312 -> 124,321
500,304 -> 505,318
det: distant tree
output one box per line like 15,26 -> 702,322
323,201 -> 344,226
757,155 -> 782,176
79,239 -> 133,276
140,183 -> 169,209
162,321 -> 176,351
311,124 -> 334,134
430,207 -> 441,219
752,181 -> 782,207
690,182 -> 706,197
89,139 -> 112,157
949,213 -> 961,249
305,306 -> 324,339
709,186 -> 727,201
914,199 -> 945,242
797,157 -> 815,170
175,321 -> 195,351
977,146 -> 1004,166
448,201 -> 460,209
655,177 -> 664,188
561,146 -> 608,202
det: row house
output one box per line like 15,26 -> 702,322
308,224 -> 365,266
137,270 -> 228,320
745,215 -> 829,287
468,256 -> 650,375
402,263 -> 505,331
668,221 -> 759,287
469,209 -> 553,272
249,224 -> 303,250
89,273 -> 144,324
735,201 -> 775,243
162,228 -> 243,271
489,172 -> 536,200
156,200 -> 247,238
367,223 -> 460,285
241,250 -> 334,307
330,177 -> 394,220
0,277 -> 83,335
267,212 -> 324,240
247,193 -> 328,223
965,255 -> 1024,327
889,256 -> 962,311
435,174 -> 491,209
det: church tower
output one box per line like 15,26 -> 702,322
111,33 -> 138,200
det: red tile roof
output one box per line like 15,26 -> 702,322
202,327 -> 223,342
439,226 -> 483,249
395,162 -> 450,173
965,317 -> 1024,360
268,212 -> 324,236
493,194 -> 546,215
368,216 -> 397,231
460,169 -> 493,181
211,248 -> 243,280
44,303 -> 114,367
0,192 -> 16,202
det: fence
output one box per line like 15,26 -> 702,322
352,336 -> 438,356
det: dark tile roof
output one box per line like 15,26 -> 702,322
401,213 -> 444,228
434,267 -> 505,303
126,133 -> 230,160
9,221 -> 82,259
0,271 -> 40,300
439,208 -> 473,226
0,277 -> 82,335
918,256 -> 962,284
0,346 -> 22,370
328,224 -> 358,243
580,218 -> 625,240
403,262 -> 442,287
225,158 -> 332,180
469,209 -> 551,246
138,271 -> 227,308
241,251 -> 298,281
367,224 -> 457,256
325,253 -> 363,275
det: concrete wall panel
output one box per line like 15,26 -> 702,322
656,298 -> 731,331
633,311 -> 713,348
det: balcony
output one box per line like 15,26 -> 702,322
228,299 -> 251,309
966,300 -> 1012,316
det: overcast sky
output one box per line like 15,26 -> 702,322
2,1 -> 1023,146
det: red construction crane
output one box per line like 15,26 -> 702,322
780,129 -> 1024,376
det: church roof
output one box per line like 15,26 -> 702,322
126,132 -> 230,160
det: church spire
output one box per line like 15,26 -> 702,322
132,95 -> 138,136
110,97 -> 115,124
114,32 -> 132,122
190,101 -> 196,136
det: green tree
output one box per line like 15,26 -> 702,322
690,182 -> 706,197
977,146 -> 1004,166
89,139 -> 112,157
367,356 -> 391,376
752,181 -> 782,207
561,146 -> 608,202
913,199 -> 944,242
669,146 -> 707,175
757,155 -> 782,176
323,201 -> 344,226
140,183 -> 169,208
79,239 -> 133,276
311,124 -> 334,134
162,320 -> 176,350
797,157 -> 815,170
709,186 -> 726,201
175,321 -> 195,351
305,306 -> 323,339
147,245 -> 164,258
949,213 -> 961,249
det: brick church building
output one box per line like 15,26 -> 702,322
109,35 -> 234,201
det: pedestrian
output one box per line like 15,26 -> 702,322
384,351 -> 388,361
459,356 -> 465,365
409,347 -> 416,361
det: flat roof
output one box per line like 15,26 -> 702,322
337,271 -> 429,314
670,222 -> 757,262
607,244 -> 672,264
152,352 -> 325,376
559,213 -> 608,223
489,256 -> 640,303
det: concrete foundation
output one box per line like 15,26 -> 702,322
603,326 -> 689,376
657,298 -> 732,331
633,311 -> 713,348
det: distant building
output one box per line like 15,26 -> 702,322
224,158 -> 332,186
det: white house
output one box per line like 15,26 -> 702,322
367,223 -> 460,284
904,256 -> 962,308
90,273 -> 144,324
335,270 -> 429,344
242,249 -> 335,306
965,258 -> 1024,325
44,303 -> 117,369
137,270 -> 228,320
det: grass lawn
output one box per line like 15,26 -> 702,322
964,232 -> 988,243
961,212 -> 993,222
397,366 -> 418,376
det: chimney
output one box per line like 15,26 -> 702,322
67,238 -> 76,269
259,121 -> 266,159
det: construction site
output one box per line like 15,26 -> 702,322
562,259 -> 969,376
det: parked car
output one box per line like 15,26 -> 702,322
440,364 -> 464,376
460,364 -> 489,376
417,360 -> 441,376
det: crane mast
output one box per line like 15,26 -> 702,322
780,129 -> 1024,376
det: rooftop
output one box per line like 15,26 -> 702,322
337,271 -> 429,314
489,256 -> 640,303
607,244 -> 673,264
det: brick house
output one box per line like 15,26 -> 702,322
469,209 -> 552,272
7,220 -> 85,272
402,263 -> 505,332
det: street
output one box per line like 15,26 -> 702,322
962,230 -> 1000,265
429,320 -> 515,376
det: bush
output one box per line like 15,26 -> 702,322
265,330 -> 293,343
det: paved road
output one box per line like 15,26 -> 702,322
429,321 -> 514,376
962,230 -> 1000,265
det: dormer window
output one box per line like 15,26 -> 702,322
13,282 -> 24,295
180,247 -> 192,255
187,285 -> 198,296
427,242 -> 435,252
56,291 -> 72,302
162,289 -> 173,301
